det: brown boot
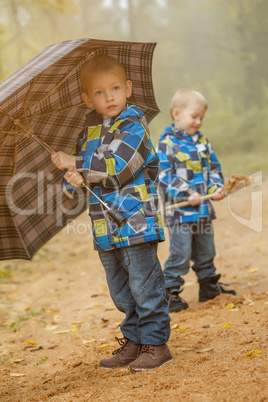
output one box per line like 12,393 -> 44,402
99,337 -> 140,369
129,344 -> 173,371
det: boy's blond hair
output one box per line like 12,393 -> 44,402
170,88 -> 208,118
80,54 -> 127,93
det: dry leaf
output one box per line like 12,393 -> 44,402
222,323 -> 233,327
245,350 -> 262,357
43,308 -> 58,313
10,373 -> 26,377
70,321 -> 85,325
13,359 -> 24,363
24,341 -> 36,345
45,325 -> 58,331
249,268 -> 259,273
179,326 -> 189,331
225,303 -> 235,309
83,339 -> 96,345
54,330 -> 69,334
171,323 -> 179,330
196,348 -> 214,353
98,343 -> 115,348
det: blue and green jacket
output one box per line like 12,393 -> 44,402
63,105 -> 165,251
157,124 -> 224,225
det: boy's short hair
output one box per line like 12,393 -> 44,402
170,88 -> 208,117
80,54 -> 127,93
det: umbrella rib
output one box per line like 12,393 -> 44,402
30,102 -> 85,120
13,134 -> 18,175
30,53 -> 92,113
21,76 -> 37,130
0,108 -> 54,154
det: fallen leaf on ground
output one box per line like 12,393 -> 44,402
196,348 -> 214,353
98,343 -> 115,348
83,339 -> 96,345
42,308 -> 58,313
45,325 -> 58,331
10,373 -> 26,377
249,268 -> 259,273
245,350 -> 262,357
24,341 -> 36,345
222,323 -> 233,327
178,326 -> 189,331
70,321 -> 85,325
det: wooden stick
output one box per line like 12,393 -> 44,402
166,193 -> 221,210
166,174 -> 253,211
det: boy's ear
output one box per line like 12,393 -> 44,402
82,92 -> 94,109
172,108 -> 180,120
126,80 -> 132,98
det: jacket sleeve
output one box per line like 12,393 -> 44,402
206,141 -> 224,194
157,141 -> 195,202
77,120 -> 152,189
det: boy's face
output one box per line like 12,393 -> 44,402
172,101 -> 207,136
82,70 -> 132,118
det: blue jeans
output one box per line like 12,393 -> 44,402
164,222 -> 216,289
98,241 -> 170,346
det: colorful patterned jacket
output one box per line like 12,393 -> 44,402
157,124 -> 224,226
63,105 -> 165,251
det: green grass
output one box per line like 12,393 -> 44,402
9,311 -> 45,332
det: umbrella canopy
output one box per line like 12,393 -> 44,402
0,38 -> 160,261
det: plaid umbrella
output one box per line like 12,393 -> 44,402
0,38 -> 160,261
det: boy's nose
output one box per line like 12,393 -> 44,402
106,91 -> 114,101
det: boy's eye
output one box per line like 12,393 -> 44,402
113,86 -> 120,91
95,91 -> 102,96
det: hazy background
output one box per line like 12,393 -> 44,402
1,0 -> 267,177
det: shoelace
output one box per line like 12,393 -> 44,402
140,344 -> 154,355
112,337 -> 129,355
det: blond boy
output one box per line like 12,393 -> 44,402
157,89 -> 236,312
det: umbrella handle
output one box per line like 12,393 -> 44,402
107,209 -> 128,228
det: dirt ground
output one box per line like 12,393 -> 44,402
0,180 -> 267,402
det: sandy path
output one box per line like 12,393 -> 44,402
0,181 -> 267,401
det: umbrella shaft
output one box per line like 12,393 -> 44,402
31,133 -> 54,155
82,182 -> 110,210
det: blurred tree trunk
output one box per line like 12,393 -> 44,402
127,0 -> 136,40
